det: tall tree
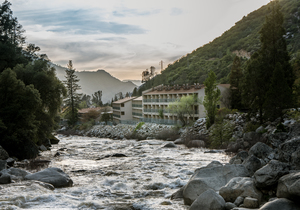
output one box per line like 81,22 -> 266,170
14,60 -> 66,140
168,95 -> 200,126
64,60 -> 81,126
243,1 -> 294,123
92,90 -> 102,107
0,69 -> 41,159
229,56 -> 243,109
203,71 -> 221,128
132,87 -> 138,96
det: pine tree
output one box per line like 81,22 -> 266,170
229,56 -> 243,109
204,71 -> 220,128
132,87 -> 138,96
64,60 -> 81,127
243,1 -> 294,123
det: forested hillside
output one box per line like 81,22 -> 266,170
140,0 -> 300,91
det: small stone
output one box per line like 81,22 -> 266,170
234,196 -> 244,206
243,197 -> 259,208
160,201 -> 172,205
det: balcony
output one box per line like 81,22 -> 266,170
112,106 -> 120,110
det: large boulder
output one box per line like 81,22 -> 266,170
277,172 -> 300,203
0,145 -> 9,160
219,177 -> 262,203
278,137 -> 300,163
291,147 -> 300,169
268,132 -> 288,148
248,142 -> 273,160
189,189 -> 226,210
229,151 -> 249,164
0,172 -> 11,184
242,155 -> 262,176
259,198 -> 300,210
254,160 -> 289,189
1,167 -> 31,180
187,140 -> 205,148
0,160 -> 7,171
183,164 -> 249,205
25,167 -> 73,188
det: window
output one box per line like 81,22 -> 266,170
121,112 -> 125,115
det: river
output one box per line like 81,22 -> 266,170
0,135 -> 229,209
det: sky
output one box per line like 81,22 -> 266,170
10,0 -> 270,80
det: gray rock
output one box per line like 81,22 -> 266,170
277,172 -> 300,202
190,189 -> 226,210
291,147 -> 300,169
187,140 -> 205,148
25,167 -> 73,188
225,202 -> 236,210
230,151 -> 249,164
278,137 -> 300,163
0,160 -> 7,171
248,142 -> 273,160
234,196 -> 244,206
0,145 -> 9,160
219,177 -> 262,203
174,138 -> 184,144
259,198 -> 300,210
268,132 -> 288,148
254,160 -> 290,189
206,161 -> 223,168
243,197 -> 259,208
243,155 -> 262,176
0,172 -> 11,184
183,164 -> 249,205
1,167 -> 31,180
6,157 -> 15,167
256,126 -> 265,133
39,145 -> 47,151
163,142 -> 176,148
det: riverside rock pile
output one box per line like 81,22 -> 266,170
85,123 -> 174,140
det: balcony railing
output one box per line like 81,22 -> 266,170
113,114 -> 121,118
112,106 -> 120,110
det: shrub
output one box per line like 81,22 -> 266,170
209,120 -> 235,148
134,122 -> 145,132
244,122 -> 260,133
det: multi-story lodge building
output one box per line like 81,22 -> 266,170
112,97 -> 135,124
112,84 -> 230,125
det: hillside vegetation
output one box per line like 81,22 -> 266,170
140,0 -> 300,91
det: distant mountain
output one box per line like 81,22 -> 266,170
139,0 -> 300,91
52,64 -> 136,103
122,80 -> 142,87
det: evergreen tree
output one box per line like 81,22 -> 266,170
92,90 -> 102,107
203,71 -> 220,128
229,56 -> 243,109
0,69 -> 41,159
14,60 -> 66,141
132,87 -> 138,96
243,1 -> 294,123
64,60 -> 81,126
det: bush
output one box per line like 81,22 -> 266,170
134,122 -> 145,132
209,120 -> 235,149
244,122 -> 260,133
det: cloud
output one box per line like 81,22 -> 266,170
170,7 -> 183,16
16,9 -> 146,35
113,8 -> 160,17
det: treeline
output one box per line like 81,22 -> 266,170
0,1 -> 65,159
137,0 -> 300,93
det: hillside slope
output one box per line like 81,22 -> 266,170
53,64 -> 136,103
140,0 -> 300,91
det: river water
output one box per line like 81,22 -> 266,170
0,135 -> 229,210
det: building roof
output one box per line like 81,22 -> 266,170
78,107 -> 102,114
144,85 -> 204,95
133,96 -> 142,101
113,97 -> 136,104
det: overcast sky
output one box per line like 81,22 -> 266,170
10,0 -> 270,80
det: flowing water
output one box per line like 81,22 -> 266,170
0,135 -> 229,210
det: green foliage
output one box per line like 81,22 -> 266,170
64,60 -> 81,127
134,122 -> 145,132
0,69 -> 40,159
101,113 -> 111,125
158,109 -> 164,119
92,90 -> 102,107
168,95 -> 201,126
229,56 -> 243,109
137,0 -> 300,94
13,60 -> 66,140
242,1 -> 294,123
209,120 -> 235,149
275,123 -> 287,133
244,122 -> 260,133
204,71 -> 221,128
